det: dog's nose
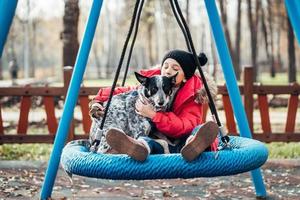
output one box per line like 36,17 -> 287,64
158,101 -> 164,106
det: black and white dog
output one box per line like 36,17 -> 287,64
89,72 -> 178,153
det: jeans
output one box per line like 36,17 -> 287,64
139,135 -> 188,154
139,124 -> 205,154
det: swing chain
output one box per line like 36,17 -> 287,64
90,139 -> 100,152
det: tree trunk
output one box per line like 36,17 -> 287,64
62,0 -> 79,67
275,0 -> 284,71
261,5 -> 270,63
219,0 -> 241,80
210,31 -> 218,80
186,0 -> 190,26
219,0 -> 233,57
234,0 -> 242,80
287,17 -> 296,83
23,1 -> 30,78
105,3 -> 112,78
93,44 -> 101,78
148,23 -> 154,65
247,0 -> 261,81
29,20 -> 37,77
267,0 -> 275,77
154,0 -> 163,61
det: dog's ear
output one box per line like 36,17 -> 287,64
169,72 -> 178,85
134,72 -> 148,85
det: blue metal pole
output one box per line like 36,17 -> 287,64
204,0 -> 267,198
0,0 -> 18,58
40,0 -> 103,199
285,0 -> 300,45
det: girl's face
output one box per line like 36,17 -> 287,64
161,58 -> 185,86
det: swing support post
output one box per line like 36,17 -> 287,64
40,1 -> 104,199
204,0 -> 267,198
285,0 -> 300,45
0,0 -> 18,58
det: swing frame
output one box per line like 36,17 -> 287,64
41,1 -> 268,198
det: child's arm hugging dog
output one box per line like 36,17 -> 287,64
89,72 -> 217,119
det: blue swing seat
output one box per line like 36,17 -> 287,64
61,136 -> 268,180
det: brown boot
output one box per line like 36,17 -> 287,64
181,121 -> 219,162
106,128 -> 149,162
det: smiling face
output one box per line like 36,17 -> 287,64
161,58 -> 185,86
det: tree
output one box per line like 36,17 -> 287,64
143,0 -> 155,65
261,3 -> 270,74
247,0 -> 261,81
261,0 -> 276,77
267,0 -> 275,77
234,0 -> 242,80
62,0 -> 80,67
186,0 -> 190,26
287,17 -> 296,83
219,0 -> 234,58
219,0 -> 242,80
275,0 -> 285,72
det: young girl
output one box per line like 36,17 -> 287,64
90,49 -> 219,162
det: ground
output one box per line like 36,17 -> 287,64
0,159 -> 299,200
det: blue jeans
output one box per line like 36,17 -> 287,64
139,125 -> 204,154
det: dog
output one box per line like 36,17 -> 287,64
89,72 -> 178,153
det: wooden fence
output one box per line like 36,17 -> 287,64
0,67 -> 299,144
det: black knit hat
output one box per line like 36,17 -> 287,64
161,49 -> 207,79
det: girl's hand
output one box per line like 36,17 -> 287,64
135,99 -> 156,119
89,103 -> 105,119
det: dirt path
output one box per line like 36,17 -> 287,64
0,159 -> 299,199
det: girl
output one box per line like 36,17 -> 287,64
90,49 -> 219,162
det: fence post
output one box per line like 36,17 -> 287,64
63,66 -> 75,141
244,66 -> 254,132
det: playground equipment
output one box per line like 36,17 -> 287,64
0,0 -> 299,199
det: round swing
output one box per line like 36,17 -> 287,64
61,136 -> 268,179
61,0 -> 268,179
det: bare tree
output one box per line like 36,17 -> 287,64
210,31 -> 218,80
186,0 -> 190,26
247,0 -> 261,81
93,43 -> 101,78
234,0 -> 242,80
62,0 -> 79,67
154,0 -> 164,61
105,2 -> 113,78
29,19 -> 37,77
287,16 -> 296,82
261,4 -> 270,68
143,0 -> 155,65
275,0 -> 285,71
219,0 -> 241,80
267,0 -> 275,77
219,0 -> 233,57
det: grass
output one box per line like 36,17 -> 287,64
0,142 -> 299,161
0,144 -> 52,160
266,142 -> 300,159
257,72 -> 300,85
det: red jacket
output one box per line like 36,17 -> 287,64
94,68 -> 218,151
